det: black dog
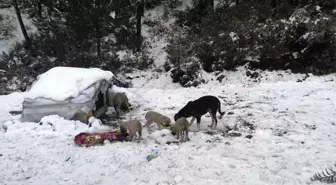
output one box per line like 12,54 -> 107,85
174,95 -> 225,131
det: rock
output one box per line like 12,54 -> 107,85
246,71 -> 259,79
245,135 -> 253,139
227,132 -> 242,137
216,75 -> 225,82
0,77 -> 7,82
192,80 -> 200,87
166,141 -> 178,145
154,68 -> 163,73
163,62 -> 172,72
204,130 -> 216,135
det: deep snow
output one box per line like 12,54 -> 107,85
1,72 -> 336,185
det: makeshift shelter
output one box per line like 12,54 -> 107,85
21,67 -> 114,123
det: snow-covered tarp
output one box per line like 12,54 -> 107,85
21,67 -> 114,122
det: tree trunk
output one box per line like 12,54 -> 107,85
94,0 -> 101,58
96,29 -> 101,58
312,0 -> 316,6
141,0 -> 144,16
271,0 -> 277,8
209,0 -> 214,12
12,0 -> 31,48
36,0 -> 42,18
289,0 -> 298,6
136,2 -> 142,52
300,0 -> 309,6
236,0 -> 239,5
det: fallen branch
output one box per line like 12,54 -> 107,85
311,164 -> 336,183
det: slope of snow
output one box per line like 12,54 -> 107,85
126,66 -> 336,90
142,1 -> 187,68
0,7 -> 37,53
1,75 -> 336,185
25,67 -> 113,101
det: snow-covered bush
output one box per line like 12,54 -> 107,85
170,62 -> 202,87
168,2 -> 336,75
250,6 -> 336,74
117,49 -> 154,73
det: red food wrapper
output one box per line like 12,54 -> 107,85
74,131 -> 129,147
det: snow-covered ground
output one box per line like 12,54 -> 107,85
1,72 -> 336,185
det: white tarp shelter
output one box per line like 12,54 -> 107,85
21,66 -> 114,123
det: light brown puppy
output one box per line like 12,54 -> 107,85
113,92 -> 131,115
170,117 -> 190,142
144,111 -> 171,132
119,119 -> 142,143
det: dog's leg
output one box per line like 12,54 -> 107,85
179,129 -> 183,142
196,116 -> 201,132
185,127 -> 189,141
137,128 -> 142,143
190,117 -> 196,126
128,133 -> 134,141
137,130 -> 141,143
145,121 -> 153,133
208,109 -> 215,128
114,105 -> 119,116
211,109 -> 218,130
157,122 -> 165,130
175,127 -> 180,140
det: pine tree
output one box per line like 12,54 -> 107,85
60,0 -> 114,57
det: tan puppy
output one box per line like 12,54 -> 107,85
144,111 -> 171,132
119,119 -> 142,143
170,117 -> 190,142
113,92 -> 131,115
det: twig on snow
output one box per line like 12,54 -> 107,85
311,164 -> 336,183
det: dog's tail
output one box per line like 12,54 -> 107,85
217,100 -> 225,119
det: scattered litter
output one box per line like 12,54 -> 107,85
146,147 -> 161,161
245,135 -> 253,139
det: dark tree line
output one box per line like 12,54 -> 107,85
167,0 -> 336,86
12,0 -> 146,59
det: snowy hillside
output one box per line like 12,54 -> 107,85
0,7 -> 36,53
1,76 -> 336,185
1,1 -> 336,185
